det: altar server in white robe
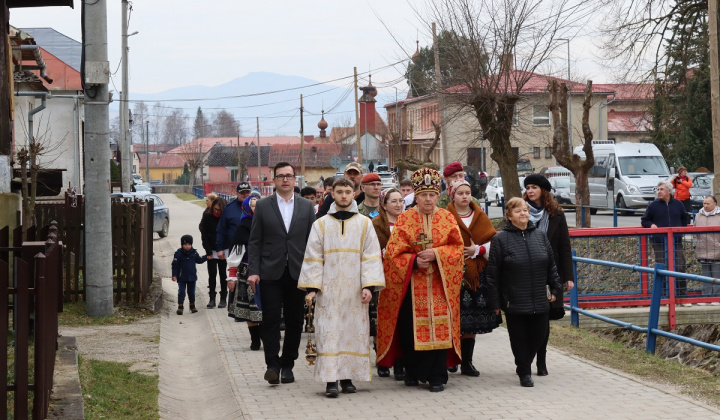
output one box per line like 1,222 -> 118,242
298,177 -> 386,398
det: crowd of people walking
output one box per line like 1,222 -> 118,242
178,159 -> 720,397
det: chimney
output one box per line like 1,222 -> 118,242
359,75 -> 377,135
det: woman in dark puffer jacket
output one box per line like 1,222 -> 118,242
486,197 -> 562,388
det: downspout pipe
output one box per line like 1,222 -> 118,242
598,94 -> 616,139
15,91 -> 50,145
12,45 -> 54,84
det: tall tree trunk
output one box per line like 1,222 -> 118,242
548,80 -> 595,227
0,3 -> 10,158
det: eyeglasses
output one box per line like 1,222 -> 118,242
275,174 -> 295,180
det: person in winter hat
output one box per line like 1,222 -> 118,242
172,234 -> 208,315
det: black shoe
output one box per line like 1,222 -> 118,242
249,326 -> 261,351
280,367 -> 295,384
264,368 -> 280,384
206,297 -> 216,309
340,379 -> 356,393
429,384 -> 445,392
461,363 -> 480,377
404,378 -> 419,387
394,371 -> 405,381
537,362 -> 548,376
325,382 -> 339,398
520,375 -> 534,387
394,362 -> 405,381
176,305 -> 183,315
377,366 -> 390,377
190,304 -> 198,313
447,365 -> 458,373
218,292 -> 227,309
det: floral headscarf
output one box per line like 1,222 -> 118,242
448,178 -> 471,200
380,188 -> 404,211
240,196 -> 258,223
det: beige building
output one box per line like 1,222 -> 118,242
386,71 -> 631,177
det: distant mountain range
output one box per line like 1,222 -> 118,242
116,72 -> 390,137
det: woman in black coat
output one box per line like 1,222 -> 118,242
486,197 -> 563,388
523,174 -> 574,376
200,197 -> 227,308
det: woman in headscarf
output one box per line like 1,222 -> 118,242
371,188 -> 405,380
522,174 -> 573,376
227,195 -> 262,350
445,179 -> 500,377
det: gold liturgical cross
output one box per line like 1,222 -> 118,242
413,233 -> 433,250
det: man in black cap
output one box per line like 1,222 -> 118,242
214,182 -> 252,308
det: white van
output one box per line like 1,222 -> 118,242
572,140 -> 670,214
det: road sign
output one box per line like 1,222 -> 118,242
353,156 -> 358,162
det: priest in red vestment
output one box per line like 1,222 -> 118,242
376,167 -> 464,392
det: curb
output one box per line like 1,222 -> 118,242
47,336 -> 84,419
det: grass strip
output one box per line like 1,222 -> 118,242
78,356 -> 158,420
549,324 -> 720,408
59,302 -> 155,326
175,193 -> 200,201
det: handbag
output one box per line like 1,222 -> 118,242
226,245 -> 245,268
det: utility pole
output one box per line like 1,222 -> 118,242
236,125 -> 241,182
710,0 -> 720,195
145,120 -> 149,182
83,0 -> 114,317
120,0 -> 131,192
354,67 -> 362,165
256,117 -> 261,181
300,94 -> 305,179
433,23 -> 448,167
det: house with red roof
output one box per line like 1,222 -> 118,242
594,83 -> 653,143
386,70 -> 616,177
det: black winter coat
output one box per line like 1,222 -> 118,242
171,247 -> 207,282
546,210 -> 573,311
200,211 -> 221,254
486,221 -> 563,315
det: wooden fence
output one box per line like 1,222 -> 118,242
0,223 -> 63,419
111,197 -> 154,303
35,190 -> 154,303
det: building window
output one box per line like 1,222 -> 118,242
533,147 -> 541,159
545,147 -> 553,159
512,104 -> 519,126
532,105 -> 550,126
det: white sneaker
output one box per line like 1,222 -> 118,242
710,302 -> 720,306
697,302 -> 709,306
681,303 -> 693,307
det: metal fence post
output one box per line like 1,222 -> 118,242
571,250 -> 579,327
613,204 -> 618,227
500,196 -> 505,214
484,197 -> 489,214
646,263 -> 665,354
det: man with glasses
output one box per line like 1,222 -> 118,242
358,173 -> 383,218
215,181 -> 253,308
248,162 -> 316,385
437,162 -> 482,209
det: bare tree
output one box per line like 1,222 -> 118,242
548,80 -> 595,227
150,102 -> 168,145
163,108 -> 188,145
213,109 -> 241,137
176,140 -> 205,187
424,0 -> 578,200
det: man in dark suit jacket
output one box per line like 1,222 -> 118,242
248,162 -> 316,385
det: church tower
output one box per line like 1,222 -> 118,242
358,75 -> 377,135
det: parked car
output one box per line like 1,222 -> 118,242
132,183 -> 153,197
689,173 -> 715,209
132,174 -> 143,184
549,177 -> 574,206
149,180 -> 163,186
485,177 -> 526,205
378,171 -> 397,189
376,164 -> 390,173
110,193 -> 170,238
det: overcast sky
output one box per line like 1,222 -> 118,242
10,1 -> 611,107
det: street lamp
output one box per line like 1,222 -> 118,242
557,38 -> 571,150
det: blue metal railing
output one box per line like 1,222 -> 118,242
569,250 -> 720,354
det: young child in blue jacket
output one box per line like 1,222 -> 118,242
172,234 -> 208,315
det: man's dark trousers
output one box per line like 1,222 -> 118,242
260,266 -> 306,371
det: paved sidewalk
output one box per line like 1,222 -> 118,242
157,194 -> 720,420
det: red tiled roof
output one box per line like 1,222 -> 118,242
146,153 -> 186,168
607,110 -> 651,133
443,70 -> 615,95
329,127 -> 355,143
269,144 -> 344,168
167,136 -> 302,155
593,83 -> 654,101
132,143 -> 176,153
